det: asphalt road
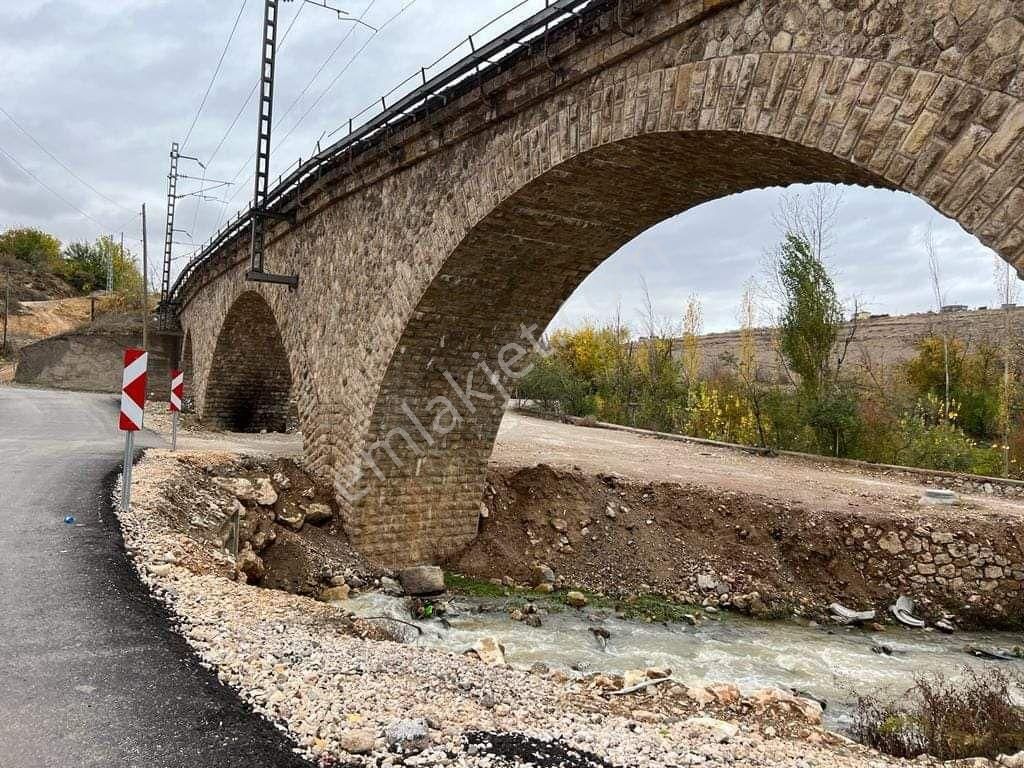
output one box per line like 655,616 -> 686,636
0,387 -> 311,768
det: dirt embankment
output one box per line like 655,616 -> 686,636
13,312 -> 171,393
449,464 -> 1024,630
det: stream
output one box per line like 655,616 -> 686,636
346,591 -> 1024,729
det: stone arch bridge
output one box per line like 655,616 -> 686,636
167,0 -> 1024,567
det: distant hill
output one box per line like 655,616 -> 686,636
672,306 -> 1024,382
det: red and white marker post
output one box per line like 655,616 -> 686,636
119,348 -> 148,511
169,369 -> 183,452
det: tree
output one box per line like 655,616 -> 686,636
0,227 -> 61,269
994,256 -> 1021,475
924,223 -> 953,419
773,233 -> 843,397
681,295 -> 703,386
735,281 -> 770,449
59,241 -> 107,293
58,236 -> 142,295
773,186 -> 843,263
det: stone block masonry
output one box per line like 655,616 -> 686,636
175,0 -> 1024,567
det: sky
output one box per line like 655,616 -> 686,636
0,0 -> 1020,334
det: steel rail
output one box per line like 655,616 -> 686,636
167,0 -> 613,306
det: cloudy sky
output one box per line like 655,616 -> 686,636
1,0 -> 1020,334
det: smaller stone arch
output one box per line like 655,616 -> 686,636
180,332 -> 195,413
203,291 -> 293,433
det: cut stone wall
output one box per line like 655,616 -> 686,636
177,0 -> 1024,567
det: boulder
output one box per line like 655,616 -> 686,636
397,565 -> 445,596
999,752 -> 1024,768
276,508 -> 304,531
532,565 -> 556,586
622,669 -> 647,689
685,717 -> 739,744
697,573 -> 719,591
708,683 -> 741,705
303,502 -> 333,525
380,576 -> 403,596
320,584 -> 351,602
236,545 -> 265,581
685,686 -> 716,707
794,697 -> 824,725
248,518 -> 277,552
271,471 -> 291,490
473,636 -> 506,666
254,477 -> 278,506
340,729 -> 376,755
384,718 -> 431,755
565,591 -> 588,608
214,477 -> 256,503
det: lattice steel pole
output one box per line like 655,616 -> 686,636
247,0 -> 298,288
160,142 -> 180,309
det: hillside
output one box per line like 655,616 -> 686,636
677,306 -> 1024,383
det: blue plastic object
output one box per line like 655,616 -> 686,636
64,516 -> 75,525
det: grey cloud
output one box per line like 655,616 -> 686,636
0,2 -> 1019,326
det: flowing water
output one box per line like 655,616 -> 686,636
346,591 -> 1024,729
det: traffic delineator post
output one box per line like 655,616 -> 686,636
119,348 -> 148,511
169,369 -> 183,452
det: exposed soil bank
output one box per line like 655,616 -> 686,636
14,324 -> 171,393
450,464 -> 1024,630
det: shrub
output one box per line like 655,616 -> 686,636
894,413 -> 1004,476
853,668 -> 1024,761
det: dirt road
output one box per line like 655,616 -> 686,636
492,413 -> 1023,524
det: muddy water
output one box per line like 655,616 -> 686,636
346,592 -> 1024,729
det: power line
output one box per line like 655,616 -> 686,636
0,141 -> 114,232
275,0 -> 378,145
0,104 -> 136,215
188,1 -> 308,240
214,0 -> 410,232
181,0 -> 251,151
203,1 -> 306,170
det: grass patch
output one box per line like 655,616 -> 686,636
853,667 -> 1024,760
444,572 -> 515,599
444,573 -> 704,623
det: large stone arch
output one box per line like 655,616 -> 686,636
171,0 -> 1024,566
348,50 -> 1024,566
203,292 -> 295,433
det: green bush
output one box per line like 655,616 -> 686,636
894,413 -> 1003,476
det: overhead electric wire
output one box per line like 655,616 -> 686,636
0,140 -> 119,232
275,0 -> 379,145
0,105 -> 136,215
212,0 -> 415,233
188,1 -> 308,239
181,0 -> 250,152
203,1 -> 307,170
